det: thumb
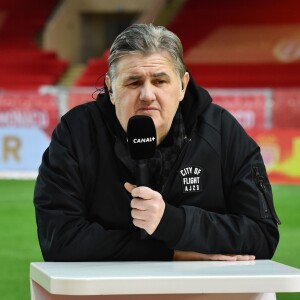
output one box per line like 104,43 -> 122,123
124,182 -> 136,194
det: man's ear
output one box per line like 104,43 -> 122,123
105,75 -> 114,105
180,72 -> 190,101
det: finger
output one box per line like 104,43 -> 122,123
131,208 -> 145,220
131,186 -> 157,200
216,254 -> 256,261
124,182 -> 136,194
132,218 -> 146,230
131,205 -> 153,221
210,254 -> 237,261
236,255 -> 256,261
131,199 -> 148,210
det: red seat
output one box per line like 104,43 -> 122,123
0,0 -> 68,90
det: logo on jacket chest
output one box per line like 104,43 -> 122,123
179,166 -> 204,193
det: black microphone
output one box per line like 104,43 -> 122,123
127,115 -> 156,186
127,115 -> 156,239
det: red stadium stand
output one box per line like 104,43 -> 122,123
74,50 -> 109,87
74,0 -> 300,88
0,0 -> 68,90
167,0 -> 300,88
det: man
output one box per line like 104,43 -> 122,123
34,24 -> 280,262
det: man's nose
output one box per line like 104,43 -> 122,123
139,83 -> 155,102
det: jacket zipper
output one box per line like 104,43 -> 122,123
253,166 -> 268,217
253,166 -> 281,224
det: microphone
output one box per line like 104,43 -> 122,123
127,115 -> 156,186
127,115 -> 156,239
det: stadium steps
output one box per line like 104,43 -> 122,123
73,1 -> 187,88
74,50 -> 109,87
168,0 -> 300,88
0,0 -> 68,90
57,64 -> 86,87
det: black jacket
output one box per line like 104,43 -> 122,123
34,77 -> 280,261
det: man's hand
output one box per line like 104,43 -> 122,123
125,182 -> 165,235
174,250 -> 255,261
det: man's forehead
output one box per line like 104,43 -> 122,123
124,72 -> 171,80
115,52 -> 177,77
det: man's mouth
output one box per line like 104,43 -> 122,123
137,107 -> 158,113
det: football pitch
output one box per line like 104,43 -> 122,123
0,180 -> 299,300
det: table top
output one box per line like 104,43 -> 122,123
30,260 -> 300,296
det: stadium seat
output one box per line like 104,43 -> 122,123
167,0 -> 300,88
0,0 -> 68,90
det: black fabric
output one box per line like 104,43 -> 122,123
34,75 -> 280,261
148,107 -> 187,191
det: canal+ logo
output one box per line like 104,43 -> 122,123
133,137 -> 156,144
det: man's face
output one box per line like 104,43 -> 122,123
106,51 -> 189,144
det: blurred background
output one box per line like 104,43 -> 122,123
0,0 -> 299,299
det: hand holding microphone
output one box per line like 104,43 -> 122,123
125,183 -> 165,235
126,116 -> 165,237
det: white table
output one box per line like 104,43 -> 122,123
30,260 -> 300,300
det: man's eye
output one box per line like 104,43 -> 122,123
129,81 -> 139,87
156,80 -> 166,85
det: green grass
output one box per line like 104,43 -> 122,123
273,185 -> 300,268
272,185 -> 300,300
0,180 -> 43,300
0,180 -> 299,299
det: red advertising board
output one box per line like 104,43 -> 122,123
272,88 -> 300,128
209,89 -> 270,130
67,90 -> 95,111
248,129 -> 300,184
0,91 -> 59,174
0,91 -> 59,137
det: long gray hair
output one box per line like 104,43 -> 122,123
107,23 -> 186,80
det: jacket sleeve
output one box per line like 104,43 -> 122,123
34,114 -> 173,261
152,109 -> 280,259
